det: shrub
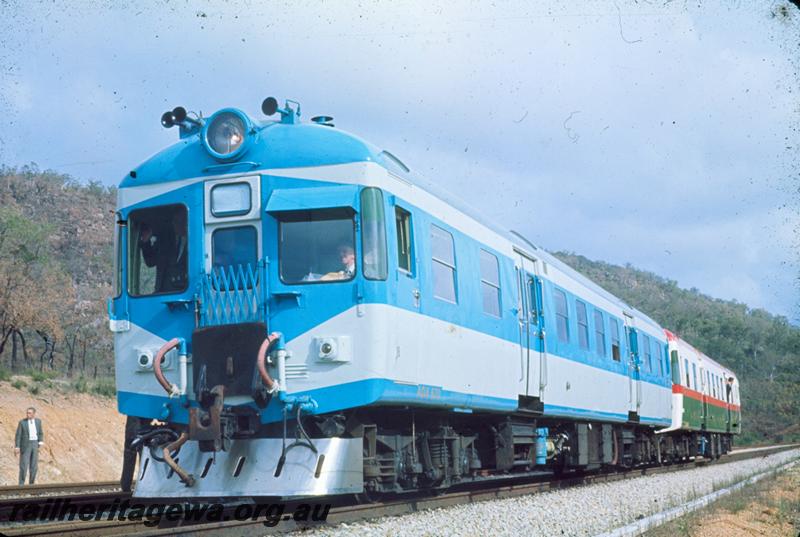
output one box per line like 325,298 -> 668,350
26,369 -> 57,382
0,368 -> 11,382
28,384 -> 40,395
12,379 -> 27,390
91,378 -> 116,398
73,377 -> 88,393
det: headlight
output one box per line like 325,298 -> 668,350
202,109 -> 253,161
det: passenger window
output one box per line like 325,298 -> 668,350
653,341 -> 663,376
430,224 -> 457,303
279,208 -> 356,284
610,318 -> 621,361
692,363 -> 698,390
361,188 -> 388,280
553,289 -> 569,343
670,351 -> 681,384
642,334 -> 651,372
395,207 -> 413,272
594,310 -> 606,357
576,301 -> 589,350
684,358 -> 690,387
479,249 -> 501,317
128,204 -> 188,296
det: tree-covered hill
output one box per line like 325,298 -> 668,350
0,167 -> 796,445
0,165 -> 115,378
553,252 -> 800,445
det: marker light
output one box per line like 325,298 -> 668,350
210,182 -> 252,217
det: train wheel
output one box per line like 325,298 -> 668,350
354,482 -> 381,504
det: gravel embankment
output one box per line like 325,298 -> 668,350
299,448 -> 800,537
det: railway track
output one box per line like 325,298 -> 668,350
0,481 -> 130,525
1,444 -> 796,537
0,481 -> 124,499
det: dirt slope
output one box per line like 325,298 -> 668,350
0,377 -> 126,485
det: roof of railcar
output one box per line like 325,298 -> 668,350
121,113 -> 666,336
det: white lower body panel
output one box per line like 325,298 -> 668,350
134,437 -> 363,498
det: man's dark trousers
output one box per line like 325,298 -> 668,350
19,443 -> 39,485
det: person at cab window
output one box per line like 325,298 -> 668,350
317,244 -> 356,281
138,209 -> 188,292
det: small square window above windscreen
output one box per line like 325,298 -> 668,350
211,182 -> 251,217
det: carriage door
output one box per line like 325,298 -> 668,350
393,204 -> 419,312
699,367 -> 709,427
623,313 -> 642,418
724,378 -> 732,432
516,251 -> 546,406
202,176 -> 263,324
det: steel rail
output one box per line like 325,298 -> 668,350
0,481 -> 124,498
2,444 -> 797,537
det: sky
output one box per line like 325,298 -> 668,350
1,1 -> 798,323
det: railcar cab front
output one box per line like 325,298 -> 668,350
110,166 -> 394,444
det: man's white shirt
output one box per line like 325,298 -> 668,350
27,419 -> 37,441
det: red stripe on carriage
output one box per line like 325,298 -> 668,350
672,383 -> 740,411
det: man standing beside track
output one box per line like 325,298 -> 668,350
14,407 -> 44,485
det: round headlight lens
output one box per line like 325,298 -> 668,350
207,112 -> 246,156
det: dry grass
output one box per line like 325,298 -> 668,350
645,465 -> 800,537
0,378 -> 126,485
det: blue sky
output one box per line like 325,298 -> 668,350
1,1 -> 798,322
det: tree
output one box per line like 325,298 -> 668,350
0,205 -> 73,369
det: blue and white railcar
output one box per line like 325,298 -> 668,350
111,100 -> 676,499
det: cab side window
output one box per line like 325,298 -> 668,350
361,188 -> 388,280
128,204 -> 188,296
395,207 -> 413,273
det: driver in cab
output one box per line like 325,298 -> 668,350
319,245 -> 355,281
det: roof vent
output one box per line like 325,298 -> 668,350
311,115 -> 335,127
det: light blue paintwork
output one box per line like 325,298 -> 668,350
120,120 -> 382,188
199,261 -> 267,326
265,185 -> 361,213
118,377 -> 671,426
